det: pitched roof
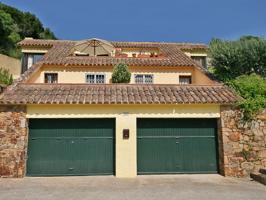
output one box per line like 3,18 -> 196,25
18,39 -> 207,67
2,39 -> 235,107
0,84 -> 238,105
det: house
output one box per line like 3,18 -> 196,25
0,54 -> 21,79
0,38 -> 240,178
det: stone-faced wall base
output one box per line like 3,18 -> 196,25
1,105 -> 265,178
220,106 -> 266,177
0,106 -> 28,178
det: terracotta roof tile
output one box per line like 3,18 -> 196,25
19,39 -> 207,50
0,84 -> 238,105
18,39 -> 206,67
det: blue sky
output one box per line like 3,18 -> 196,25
1,0 -> 266,44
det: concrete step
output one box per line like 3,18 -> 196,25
250,173 -> 266,185
259,169 -> 266,175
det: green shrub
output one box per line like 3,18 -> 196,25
111,63 -> 131,83
0,68 -> 13,85
228,74 -> 266,119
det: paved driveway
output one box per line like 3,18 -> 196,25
0,175 -> 265,200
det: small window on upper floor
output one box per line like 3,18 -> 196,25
135,74 -> 153,84
44,73 -> 58,83
179,75 -> 192,85
191,56 -> 207,68
97,54 -> 109,57
22,53 -> 45,73
86,74 -> 105,84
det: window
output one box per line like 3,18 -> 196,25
22,53 -> 45,73
135,74 -> 153,84
191,56 -> 207,68
97,54 -> 109,57
179,76 -> 192,85
86,74 -> 105,84
44,73 -> 58,83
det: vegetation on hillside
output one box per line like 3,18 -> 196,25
209,36 -> 266,119
0,68 -> 13,85
112,63 -> 131,83
0,3 -> 56,58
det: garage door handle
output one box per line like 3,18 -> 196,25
68,168 -> 74,170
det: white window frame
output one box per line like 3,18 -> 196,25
85,73 -> 106,84
134,74 -> 154,84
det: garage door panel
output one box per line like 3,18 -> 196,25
137,119 -> 216,137
27,119 -> 115,176
138,137 -> 176,173
76,138 -> 114,175
30,119 -> 114,137
27,138 -> 71,175
137,118 -> 218,174
178,137 -> 217,173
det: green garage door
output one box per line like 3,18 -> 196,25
137,118 -> 218,174
27,119 -> 115,176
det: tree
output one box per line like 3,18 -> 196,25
0,68 -> 13,85
0,10 -> 21,56
111,63 -> 131,83
39,28 -> 57,39
228,74 -> 266,119
209,36 -> 266,81
0,2 -> 57,58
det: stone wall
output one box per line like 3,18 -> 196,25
220,106 -> 266,177
0,104 -> 265,178
0,106 -> 27,178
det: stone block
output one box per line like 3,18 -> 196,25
241,162 -> 254,171
228,132 -> 241,142
259,150 -> 266,158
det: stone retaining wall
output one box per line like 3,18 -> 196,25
220,106 -> 266,177
0,106 -> 27,178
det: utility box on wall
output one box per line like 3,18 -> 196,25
123,129 -> 129,139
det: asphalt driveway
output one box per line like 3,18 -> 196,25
0,175 -> 265,200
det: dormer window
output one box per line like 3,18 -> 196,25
191,56 -> 207,68
22,53 -> 44,73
